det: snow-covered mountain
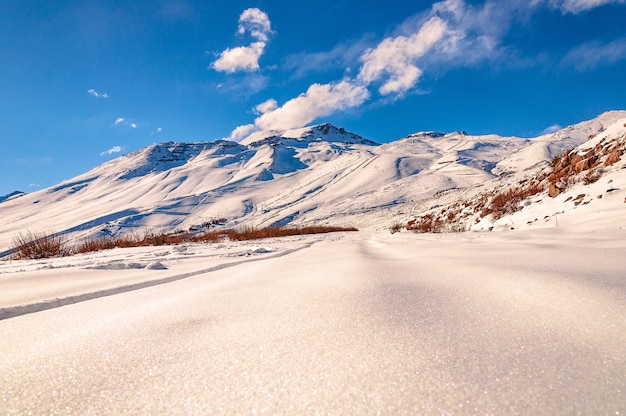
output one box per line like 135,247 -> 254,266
1,111 -> 626,252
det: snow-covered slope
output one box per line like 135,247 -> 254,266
1,112 -> 625,252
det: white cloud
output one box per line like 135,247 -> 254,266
113,117 -> 140,129
213,42 -> 266,73
254,80 -> 370,131
358,17 -> 448,95
427,0 -> 512,65
238,8 -> 272,42
100,146 -> 122,156
562,37 -> 626,71
87,88 -> 109,98
541,124 -> 563,135
226,0 -> 626,137
212,8 -> 272,73
255,98 -> 278,114
536,0 -> 625,13
228,123 -> 258,141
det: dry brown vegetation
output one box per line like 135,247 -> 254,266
7,225 -> 358,260
10,231 -> 71,260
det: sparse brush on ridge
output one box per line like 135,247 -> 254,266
5,225 -> 358,260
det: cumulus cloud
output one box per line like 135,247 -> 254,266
238,8 -> 272,42
213,42 -> 266,73
87,88 -> 109,98
101,146 -> 122,156
255,99 -> 278,114
228,123 -> 258,141
535,0 -> 625,13
254,80 -> 370,131
358,17 -> 448,95
561,37 -> 626,70
213,8 -> 272,73
114,117 -> 125,125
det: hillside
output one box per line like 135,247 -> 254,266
1,111 -> 626,252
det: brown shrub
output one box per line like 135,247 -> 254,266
10,231 -> 70,259
390,222 -> 403,234
480,183 -> 545,219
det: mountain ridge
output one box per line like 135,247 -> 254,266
1,112 -> 625,251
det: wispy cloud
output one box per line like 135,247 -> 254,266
159,0 -> 194,21
283,37 -> 373,79
212,8 -> 273,73
541,124 -> 563,135
358,17 -> 448,95
215,73 -> 270,96
113,117 -> 138,129
561,37 -> 626,71
87,88 -> 109,98
100,146 -> 122,156
534,0 -> 626,13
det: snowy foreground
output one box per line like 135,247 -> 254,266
1,228 -> 625,415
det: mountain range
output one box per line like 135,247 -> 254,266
1,111 -> 626,252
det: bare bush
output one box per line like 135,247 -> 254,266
389,222 -> 403,234
10,231 -> 70,259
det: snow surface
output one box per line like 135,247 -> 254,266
1,228 -> 625,414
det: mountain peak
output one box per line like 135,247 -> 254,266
240,123 -> 378,147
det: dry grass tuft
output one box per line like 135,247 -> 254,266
10,231 -> 70,259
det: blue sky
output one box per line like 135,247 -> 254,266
1,0 -> 626,196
